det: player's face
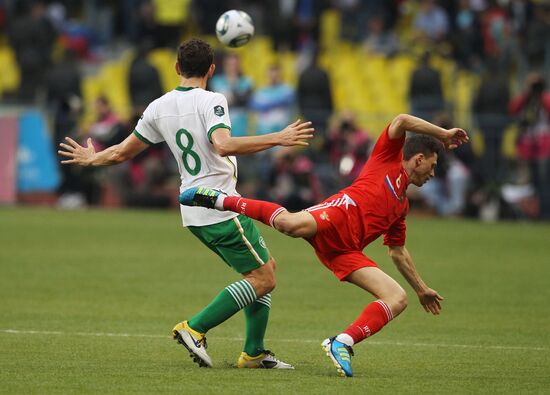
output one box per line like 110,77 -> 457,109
411,153 -> 437,186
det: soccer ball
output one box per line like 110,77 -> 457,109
215,10 -> 254,48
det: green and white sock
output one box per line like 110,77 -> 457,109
243,293 -> 272,357
188,279 -> 257,333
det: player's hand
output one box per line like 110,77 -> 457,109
418,288 -> 444,315
278,119 -> 315,147
441,128 -> 469,150
58,137 -> 96,166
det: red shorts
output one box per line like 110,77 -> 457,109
305,193 -> 378,280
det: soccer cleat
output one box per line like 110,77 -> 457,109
179,186 -> 222,209
321,337 -> 354,377
172,321 -> 213,368
237,350 -> 294,369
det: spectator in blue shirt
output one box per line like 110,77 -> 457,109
209,52 -> 253,137
249,64 -> 295,135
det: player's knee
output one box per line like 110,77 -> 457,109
255,272 -> 275,296
262,258 -> 277,293
247,259 -> 276,297
390,289 -> 408,315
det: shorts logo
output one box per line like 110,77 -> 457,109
214,105 -> 225,117
259,236 -> 267,249
320,211 -> 330,221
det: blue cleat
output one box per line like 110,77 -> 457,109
179,186 -> 222,209
321,337 -> 354,377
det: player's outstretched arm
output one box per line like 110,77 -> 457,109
388,245 -> 444,315
58,133 -> 149,167
388,114 -> 469,150
211,119 -> 314,156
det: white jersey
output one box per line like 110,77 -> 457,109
134,86 -> 239,226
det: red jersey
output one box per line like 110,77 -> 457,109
343,124 -> 409,248
304,124 -> 408,279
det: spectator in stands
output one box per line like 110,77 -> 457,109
292,0 -> 326,50
46,48 -> 82,114
452,0 -> 483,70
55,92 -> 85,210
362,14 -> 400,57
509,73 -> 550,219
107,112 -> 177,209
249,64 -> 295,135
209,52 -> 253,137
413,0 -> 450,43
86,96 -> 124,149
480,0 -> 512,69
325,111 -> 371,185
337,0 -> 364,43
133,0 -> 162,48
78,96 -> 125,205
8,0 -> 57,102
129,40 -> 164,109
152,0 -> 191,48
418,113 -> 472,217
192,0 -> 228,36
473,61 -> 510,188
408,52 -> 445,122
263,0 -> 298,51
518,4 -> 550,80
266,148 -> 322,211
297,49 -> 333,136
337,0 -> 398,43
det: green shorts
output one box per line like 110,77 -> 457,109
187,215 -> 270,274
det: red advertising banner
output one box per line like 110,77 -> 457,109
0,116 -> 18,204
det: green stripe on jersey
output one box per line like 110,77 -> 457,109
133,130 -> 154,145
207,123 -> 231,143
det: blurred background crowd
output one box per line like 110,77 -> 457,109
0,0 -> 549,221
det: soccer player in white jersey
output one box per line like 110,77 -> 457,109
58,38 -> 314,369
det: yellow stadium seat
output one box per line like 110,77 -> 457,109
320,9 -> 341,50
99,61 -> 131,119
147,48 -> 179,92
0,46 -> 20,94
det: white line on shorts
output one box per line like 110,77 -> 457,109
0,328 -> 546,352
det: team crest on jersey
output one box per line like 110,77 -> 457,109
214,105 -> 225,117
259,236 -> 267,249
320,211 -> 330,221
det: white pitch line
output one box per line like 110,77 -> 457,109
0,329 -> 547,352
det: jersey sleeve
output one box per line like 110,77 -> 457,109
133,101 -> 164,144
369,124 -> 406,164
383,216 -> 407,246
206,93 -> 232,143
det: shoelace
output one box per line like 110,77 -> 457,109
260,350 -> 279,360
195,335 -> 208,349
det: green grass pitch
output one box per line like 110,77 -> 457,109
1,207 -> 549,394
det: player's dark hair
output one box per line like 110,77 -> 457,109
177,38 -> 214,78
403,134 -> 443,160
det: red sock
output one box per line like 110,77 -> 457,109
343,300 -> 393,344
223,196 -> 286,227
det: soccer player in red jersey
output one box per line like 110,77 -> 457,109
179,113 -> 469,377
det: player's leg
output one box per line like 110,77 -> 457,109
321,255 -> 407,377
173,215 -> 291,368
179,187 -> 317,237
339,267 -> 407,345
